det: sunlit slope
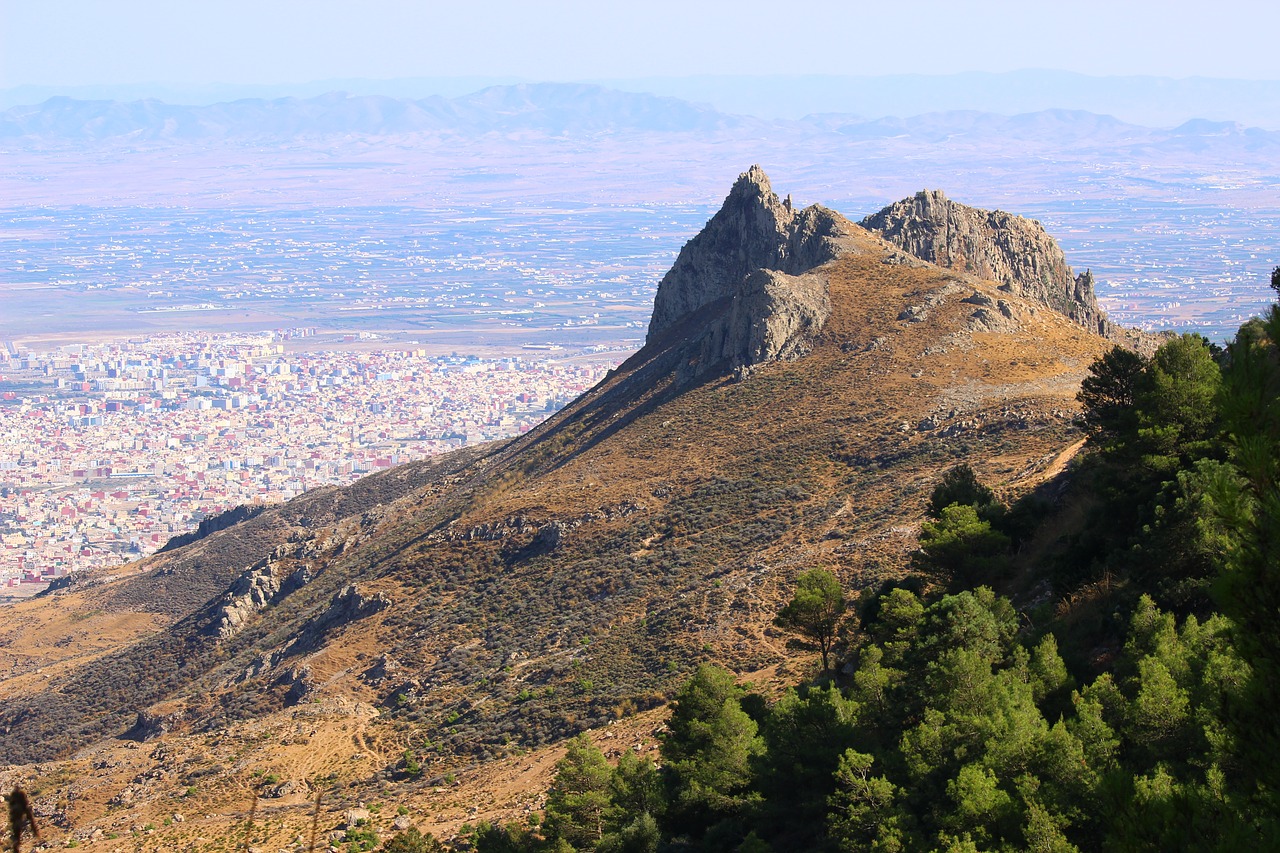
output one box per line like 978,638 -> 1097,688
0,172 -> 1114,794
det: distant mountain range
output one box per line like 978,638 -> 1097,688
5,71 -> 1280,128
5,84 -> 1279,150
0,84 -> 751,141
594,71 -> 1280,129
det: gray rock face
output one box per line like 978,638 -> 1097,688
285,584 -> 391,655
128,705 -> 185,741
209,564 -> 280,640
321,584 -> 390,626
646,165 -> 853,378
860,190 -> 1115,337
280,664 -> 314,705
729,269 -> 831,365
678,269 -> 831,383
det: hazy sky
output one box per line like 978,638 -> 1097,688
3,0 -> 1278,89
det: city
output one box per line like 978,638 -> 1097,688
4,193 -> 1277,599
0,329 -> 620,596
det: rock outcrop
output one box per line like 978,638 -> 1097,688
291,584 -> 390,649
157,502 -> 265,553
678,268 -> 831,383
861,190 -> 1115,337
208,564 -> 280,640
645,165 -> 855,379
127,702 -> 186,742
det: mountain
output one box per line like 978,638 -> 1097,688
645,166 -> 854,375
593,71 -> 1280,129
7,86 -> 1280,149
0,169 -> 1122,845
0,84 -> 751,141
12,71 -> 1278,128
860,189 -> 1118,338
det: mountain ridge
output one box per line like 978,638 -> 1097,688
0,84 -> 754,141
861,189 -> 1118,338
8,71 -> 1280,127
6,85 -> 1280,147
0,170 -> 1127,846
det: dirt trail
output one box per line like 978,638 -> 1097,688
1039,438 -> 1088,484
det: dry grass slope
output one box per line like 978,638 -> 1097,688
0,213 -> 1115,850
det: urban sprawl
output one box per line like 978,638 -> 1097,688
0,330 -> 618,594
3,200 -> 1276,600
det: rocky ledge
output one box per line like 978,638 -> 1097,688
646,165 -> 856,379
861,189 -> 1116,337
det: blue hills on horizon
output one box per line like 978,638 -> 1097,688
4,81 -> 1280,150
0,84 -> 747,139
4,70 -> 1280,129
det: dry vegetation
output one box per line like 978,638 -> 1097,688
0,227 -> 1114,849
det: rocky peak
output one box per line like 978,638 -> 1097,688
860,190 -> 1116,337
646,165 -> 852,343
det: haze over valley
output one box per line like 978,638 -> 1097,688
5,84 -> 1278,345
3,3 -> 1280,846
3,80 -> 1279,594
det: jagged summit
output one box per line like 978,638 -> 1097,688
647,172 -> 1127,382
643,166 -> 859,381
647,165 -> 855,342
860,189 -> 1116,337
